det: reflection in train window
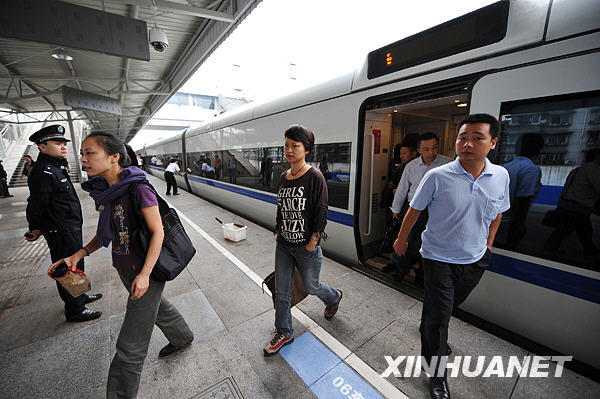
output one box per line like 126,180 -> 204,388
495,91 -> 600,271
145,153 -> 182,168
185,143 -> 351,209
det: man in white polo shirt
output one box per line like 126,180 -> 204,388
394,114 -> 510,399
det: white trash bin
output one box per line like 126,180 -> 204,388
222,223 -> 247,242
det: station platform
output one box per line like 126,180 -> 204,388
1,175 -> 599,399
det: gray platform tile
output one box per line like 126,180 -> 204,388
0,284 -> 108,353
228,309 -> 315,399
0,275 -> 29,310
356,303 -> 530,399
511,358 -> 600,399
139,344 -> 275,399
185,248 -> 249,289
0,227 -> 29,240
108,289 -> 226,365
354,304 -> 435,398
162,268 -> 202,299
0,319 -> 111,399
197,269 -> 273,330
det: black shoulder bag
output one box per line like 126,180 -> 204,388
130,180 -> 196,281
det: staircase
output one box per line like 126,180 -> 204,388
8,145 -> 32,187
9,145 -> 80,188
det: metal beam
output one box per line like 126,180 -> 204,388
6,76 -> 165,83
3,90 -> 171,103
115,0 -> 234,22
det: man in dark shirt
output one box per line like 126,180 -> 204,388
25,125 -> 102,322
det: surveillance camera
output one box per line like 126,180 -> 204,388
149,28 -> 168,52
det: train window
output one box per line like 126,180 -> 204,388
307,142 -> 351,209
184,142 -> 351,209
494,91 -> 600,271
147,153 -> 182,167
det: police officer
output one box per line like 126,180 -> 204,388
25,125 -> 102,322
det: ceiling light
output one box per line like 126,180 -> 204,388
457,102 -> 468,108
51,48 -> 73,61
393,109 -> 398,112
454,99 -> 461,103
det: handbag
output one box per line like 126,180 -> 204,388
130,180 -> 197,281
262,265 -> 308,308
48,261 -> 91,297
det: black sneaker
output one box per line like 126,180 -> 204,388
66,309 -> 102,323
84,293 -> 103,304
159,339 -> 193,358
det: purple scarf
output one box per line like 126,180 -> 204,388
82,166 -> 147,247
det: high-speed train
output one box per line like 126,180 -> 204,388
141,0 -> 600,377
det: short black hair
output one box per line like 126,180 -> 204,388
418,132 -> 440,146
170,159 -> 178,163
284,124 -> 315,154
85,132 -> 131,168
400,142 -> 417,152
457,113 -> 500,139
585,148 -> 600,162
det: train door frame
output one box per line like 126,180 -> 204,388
353,75 -> 477,269
181,129 -> 193,193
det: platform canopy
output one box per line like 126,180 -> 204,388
0,0 -> 259,143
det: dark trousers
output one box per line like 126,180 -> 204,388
393,209 -> 428,278
1,178 -> 10,196
420,250 -> 491,377
545,213 -> 595,253
44,230 -> 87,317
164,171 -> 178,194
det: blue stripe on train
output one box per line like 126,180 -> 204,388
532,185 -> 563,206
179,170 -> 355,226
489,254 -> 600,304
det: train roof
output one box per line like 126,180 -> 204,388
352,0 -> 600,91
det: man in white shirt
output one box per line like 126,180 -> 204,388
164,159 -> 182,195
386,133 -> 451,283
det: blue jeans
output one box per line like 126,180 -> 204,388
274,242 -> 339,337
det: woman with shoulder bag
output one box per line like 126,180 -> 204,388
263,125 -> 342,356
54,132 -> 194,398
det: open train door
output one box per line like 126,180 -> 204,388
356,79 -> 472,284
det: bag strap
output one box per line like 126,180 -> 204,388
129,179 -> 171,235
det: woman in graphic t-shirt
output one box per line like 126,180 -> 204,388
55,132 -> 194,398
263,125 -> 342,356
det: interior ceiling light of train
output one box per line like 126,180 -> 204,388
0,0 -> 259,143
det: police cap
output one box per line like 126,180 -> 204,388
29,125 -> 70,144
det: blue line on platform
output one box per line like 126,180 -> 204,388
279,333 -> 384,399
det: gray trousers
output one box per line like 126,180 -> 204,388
107,267 -> 194,399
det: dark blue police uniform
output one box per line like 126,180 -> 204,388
26,125 -> 101,321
